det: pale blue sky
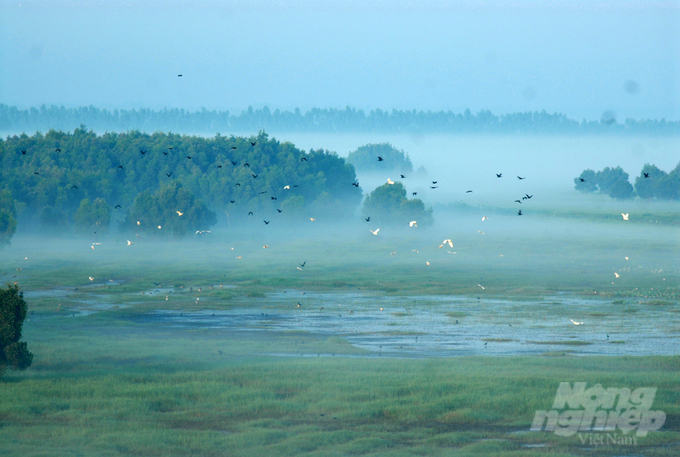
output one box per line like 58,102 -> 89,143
1,0 -> 679,120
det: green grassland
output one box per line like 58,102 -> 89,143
1,211 -> 679,456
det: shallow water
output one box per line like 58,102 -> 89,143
121,289 -> 679,357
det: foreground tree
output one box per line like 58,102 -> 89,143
0,284 -> 33,377
362,182 -> 433,227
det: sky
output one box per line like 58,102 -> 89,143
1,0 -> 679,121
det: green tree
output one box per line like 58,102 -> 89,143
347,143 -> 413,173
634,164 -> 666,199
0,284 -> 33,377
74,198 -> 111,233
608,179 -> 635,200
123,182 -> 216,237
574,169 -> 598,193
595,167 -> 629,194
0,190 -> 17,246
362,182 -> 433,227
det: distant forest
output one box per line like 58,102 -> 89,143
2,105 -> 679,135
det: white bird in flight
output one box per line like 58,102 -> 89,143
284,185 -> 290,190
387,178 -> 395,185
477,284 -> 485,289
482,216 -> 488,221
176,211 -> 184,216
89,276 -> 94,281
443,239 -> 453,248
369,228 -> 380,235
621,213 -> 629,221
409,221 -> 417,227
477,230 -> 485,235
127,240 -> 134,246
614,272 -> 620,278
571,319 -> 584,325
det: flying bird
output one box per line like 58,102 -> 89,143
277,209 -> 282,213
231,146 -> 237,150
243,163 -> 249,168
252,174 -> 258,178
369,228 -> 380,235
71,185 -> 78,189
400,174 -> 406,178
140,150 -> 146,155
477,230 -> 485,234
248,212 -> 253,216
387,179 -> 394,185
230,200 -> 235,204
443,239 -> 453,247
284,185 -> 290,190
271,196 -> 277,200
570,319 -> 583,325
263,245 -> 269,249
517,176 -> 526,180
515,200 -> 522,204
127,240 -> 134,246
412,192 -> 417,196
365,217 -> 370,222
259,191 -> 267,194
300,262 -> 306,268
166,172 -> 172,177
351,182 -> 359,187
409,221 -> 417,227
466,190 -> 473,193
477,284 -> 485,290
250,141 -> 256,146
89,277 -> 94,281
118,165 -> 124,169
377,157 -> 383,161
496,173 -> 502,178
643,172 -> 650,178
177,74 -> 182,77
231,161 -> 237,165
431,186 -> 438,189
186,156 -> 192,159
55,148 -> 61,152
621,213 -> 629,221
518,210 -> 523,216
614,272 -> 620,278
310,218 -> 316,221
482,216 -> 488,221
301,157 -> 307,162
21,150 -> 26,155
579,178 -> 585,182
525,194 -> 533,199
176,211 -> 183,216
432,181 -> 437,184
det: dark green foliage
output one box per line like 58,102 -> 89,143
595,166 -> 629,195
362,182 -> 433,227
573,169 -> 597,193
635,164 -> 666,199
0,284 -> 33,376
74,198 -> 111,233
0,129 -> 362,233
347,143 -> 413,173
0,190 -> 17,245
122,182 -> 217,237
608,178 -> 635,200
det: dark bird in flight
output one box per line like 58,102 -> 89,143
365,217 -> 370,222
517,176 -> 526,180
186,156 -> 192,159
235,183 -> 241,186
378,157 -> 383,161
231,146 -> 237,150
401,175 -> 406,178
431,186 -> 438,189
166,172 -> 172,177
301,157 -> 307,162
71,185 -> 78,189
140,150 -> 146,155
252,174 -> 258,178
496,173 -> 502,178
518,209 -> 523,216
525,194 -> 533,199
643,172 -> 650,178
115,205 -> 121,209
263,220 -> 270,225
250,141 -> 256,146
259,191 -> 267,194
515,200 -> 522,204
271,196 -> 277,200
163,151 -> 168,155
34,171 -> 39,175
412,192 -> 417,196
217,165 -> 222,168
178,74 -> 182,77
432,181 -> 437,184
277,209 -> 282,213
118,165 -> 124,169
21,150 -> 26,155
231,161 -> 237,166
300,261 -> 306,268
55,148 -> 61,152
293,185 -> 299,187
248,212 -> 253,216
168,147 -> 173,150
579,178 -> 585,182
351,182 -> 359,187
243,163 -> 250,168
466,190 -> 473,193
230,200 -> 235,203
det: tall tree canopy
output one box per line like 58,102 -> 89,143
362,182 -> 433,227
0,285 -> 33,376
347,143 -> 413,174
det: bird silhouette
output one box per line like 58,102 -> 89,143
351,182 -> 359,187
301,157 -> 307,162
412,192 -> 417,196
264,220 -> 270,225
365,217 -> 370,222
621,213 -> 629,220
140,150 -> 146,155
231,146 -> 237,150
186,156 -> 192,159
515,200 -> 522,204
518,210 -> 523,216
243,163 -> 250,168
400,174 -> 406,178
466,190 -> 473,193
230,200 -> 235,203
235,183 -> 241,186
277,209 -> 282,213
377,157 -> 383,161
259,191 -> 267,194
271,196 -> 277,200
114,205 -> 121,209
166,172 -> 172,177
579,178 -> 585,182
525,194 -> 533,199
177,74 -> 182,77
118,165 -> 124,169
517,176 -> 526,180
432,181 -> 437,184
643,172 -> 650,178
231,161 -> 237,166
55,148 -> 61,152
163,151 -> 168,155
496,173 -> 502,178
34,171 -> 39,175
252,173 -> 258,178
71,185 -> 78,189
250,141 -> 256,146
300,261 -> 306,268
431,186 -> 438,189
21,150 -> 26,155
217,165 -> 222,168
369,228 -> 380,235
248,212 -> 253,216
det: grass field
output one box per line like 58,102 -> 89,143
1,208 -> 679,456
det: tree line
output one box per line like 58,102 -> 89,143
0,128 -> 364,239
2,104 -> 679,136
575,163 -> 680,200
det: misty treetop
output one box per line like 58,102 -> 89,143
362,182 -> 433,227
0,128 -> 362,235
0,284 -> 33,376
2,104 -> 680,136
347,143 -> 413,174
575,163 -> 680,200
